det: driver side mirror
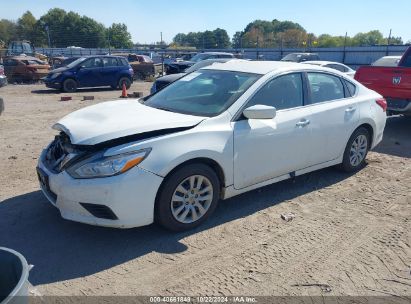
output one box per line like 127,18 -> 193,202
243,105 -> 276,120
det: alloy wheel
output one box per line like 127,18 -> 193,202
349,134 -> 368,167
170,175 -> 214,224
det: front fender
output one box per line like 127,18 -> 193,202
141,129 -> 234,186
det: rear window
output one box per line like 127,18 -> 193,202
119,58 -> 129,66
372,57 -> 401,67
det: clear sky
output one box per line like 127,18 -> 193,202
1,0 -> 410,43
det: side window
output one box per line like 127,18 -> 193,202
344,80 -> 357,97
247,73 -> 303,110
307,73 -> 345,104
4,59 -> 18,66
120,58 -> 129,66
81,58 -> 102,68
103,57 -> 119,67
402,54 -> 411,68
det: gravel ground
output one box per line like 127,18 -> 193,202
0,83 -> 410,298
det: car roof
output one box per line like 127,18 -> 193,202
6,55 -> 41,61
202,52 -> 234,55
303,60 -> 345,65
202,60 -> 332,75
285,53 -> 318,55
379,56 -> 401,59
74,55 -> 127,59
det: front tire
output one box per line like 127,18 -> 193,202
340,127 -> 370,172
62,79 -> 77,93
155,164 -> 220,231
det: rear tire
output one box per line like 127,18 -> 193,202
118,77 -> 131,90
155,164 -> 220,231
62,79 -> 77,93
340,127 -> 370,172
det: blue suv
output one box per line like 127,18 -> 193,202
43,56 -> 134,92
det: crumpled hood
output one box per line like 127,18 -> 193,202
53,99 -> 205,145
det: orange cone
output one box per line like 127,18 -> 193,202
120,81 -> 127,98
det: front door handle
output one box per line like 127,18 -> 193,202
345,107 -> 356,113
296,119 -> 310,127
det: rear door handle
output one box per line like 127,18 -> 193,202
296,119 -> 310,127
345,107 -> 356,113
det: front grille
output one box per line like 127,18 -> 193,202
44,132 -> 84,173
80,203 -> 118,220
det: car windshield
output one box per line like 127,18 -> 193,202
281,54 -> 301,61
190,53 -> 210,62
66,57 -> 87,68
144,70 -> 261,117
185,60 -> 225,73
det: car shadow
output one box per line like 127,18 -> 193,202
31,87 -> 118,94
0,167 -> 354,286
373,115 -> 411,158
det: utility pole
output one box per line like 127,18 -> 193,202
386,29 -> 392,56
45,24 -> 51,48
107,31 -> 111,55
256,36 -> 259,60
342,32 -> 348,64
160,32 -> 164,75
280,34 -> 284,58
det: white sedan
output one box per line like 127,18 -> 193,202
302,60 -> 356,77
37,61 -> 386,231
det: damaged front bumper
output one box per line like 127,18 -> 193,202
37,137 -> 163,228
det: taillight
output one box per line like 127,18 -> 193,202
376,98 -> 387,112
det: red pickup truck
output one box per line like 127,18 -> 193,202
355,47 -> 411,115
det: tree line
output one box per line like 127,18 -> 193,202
174,19 -> 404,49
0,9 -> 133,49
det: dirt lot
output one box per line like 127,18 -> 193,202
0,83 -> 410,298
